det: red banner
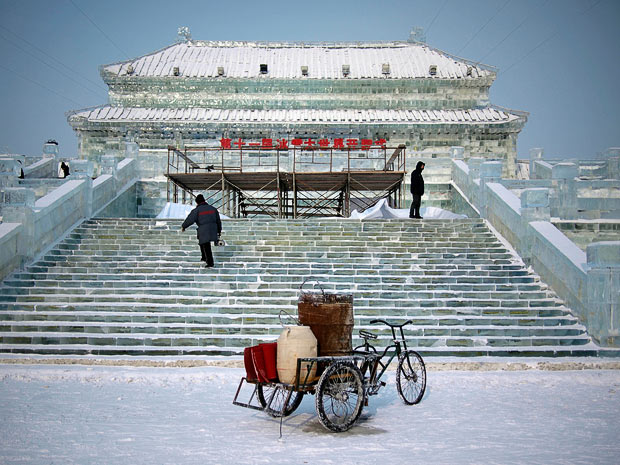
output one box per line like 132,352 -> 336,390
219,138 -> 387,150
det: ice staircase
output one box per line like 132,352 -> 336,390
0,218 -> 604,357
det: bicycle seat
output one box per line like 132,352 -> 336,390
370,319 -> 413,328
358,329 -> 378,340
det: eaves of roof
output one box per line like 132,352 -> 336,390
68,106 -> 525,127
100,40 -> 497,81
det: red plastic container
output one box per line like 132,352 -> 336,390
251,345 -> 270,383
259,342 -> 278,381
243,347 -> 258,382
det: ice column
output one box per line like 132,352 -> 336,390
125,141 -> 139,159
466,157 -> 484,208
0,158 -> 20,189
100,155 -> 118,177
552,163 -> 578,220
1,187 -> 35,265
587,242 -> 620,346
605,148 -> 620,179
529,148 -> 543,178
520,188 -> 550,263
70,160 -> 95,218
479,161 -> 502,218
42,141 -> 59,158
450,146 -> 464,159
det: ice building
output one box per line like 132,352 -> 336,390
68,28 -> 527,184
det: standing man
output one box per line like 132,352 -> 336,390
182,194 -> 222,268
409,161 -> 425,219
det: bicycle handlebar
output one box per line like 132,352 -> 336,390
370,319 -> 413,328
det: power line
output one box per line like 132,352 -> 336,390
0,29 -> 106,99
498,0 -> 604,76
478,0 -> 550,63
0,62 -> 84,107
456,0 -> 511,56
579,0 -> 605,15
68,0 -> 131,60
0,23 -> 108,94
426,0 -> 450,36
498,31 -> 559,76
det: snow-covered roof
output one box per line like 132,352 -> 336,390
102,41 -> 495,80
69,106 -> 519,125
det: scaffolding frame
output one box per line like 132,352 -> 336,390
166,144 -> 406,218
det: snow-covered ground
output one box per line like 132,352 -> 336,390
1,363 -> 619,465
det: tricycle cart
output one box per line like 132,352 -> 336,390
233,319 -> 427,433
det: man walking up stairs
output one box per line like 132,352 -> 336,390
181,194 -> 222,268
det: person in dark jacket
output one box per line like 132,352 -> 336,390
60,162 -> 70,178
409,161 -> 425,219
181,194 -> 222,268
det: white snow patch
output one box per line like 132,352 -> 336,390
157,202 -> 231,219
349,198 -> 467,219
156,202 -> 194,219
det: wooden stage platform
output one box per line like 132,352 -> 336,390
165,171 -> 404,193
165,145 -> 407,218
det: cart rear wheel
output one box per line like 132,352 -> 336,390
315,362 -> 365,432
396,350 -> 426,405
257,385 -> 304,417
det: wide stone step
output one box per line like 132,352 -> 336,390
0,283 -> 550,297
1,343 -> 611,357
28,260 -> 519,271
0,302 -> 574,318
83,218 -> 487,228
0,279 -> 545,293
0,295 -> 563,312
0,310 -> 581,327
6,271 -> 538,286
42,249 -> 517,262
53,235 -> 506,247
13,265 -> 533,277
67,237 -> 501,247
27,264 -> 527,277
25,255 -> 527,269
62,237 -> 504,245
57,244 -> 509,256
0,280 -> 558,300
71,236 -> 500,245
69,224 -> 496,233
0,324 -> 587,342
25,255 -> 530,268
65,231 -> 500,240
0,331 -> 592,350
72,232 -> 497,241
18,268 -> 530,281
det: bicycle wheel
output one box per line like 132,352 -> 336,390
315,362 -> 365,432
396,350 -> 426,405
257,384 -> 304,418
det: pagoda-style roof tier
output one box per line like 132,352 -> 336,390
69,105 -> 524,128
101,40 -> 496,81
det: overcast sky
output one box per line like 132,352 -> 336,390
0,0 -> 618,161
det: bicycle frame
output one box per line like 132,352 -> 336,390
355,319 -> 412,394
